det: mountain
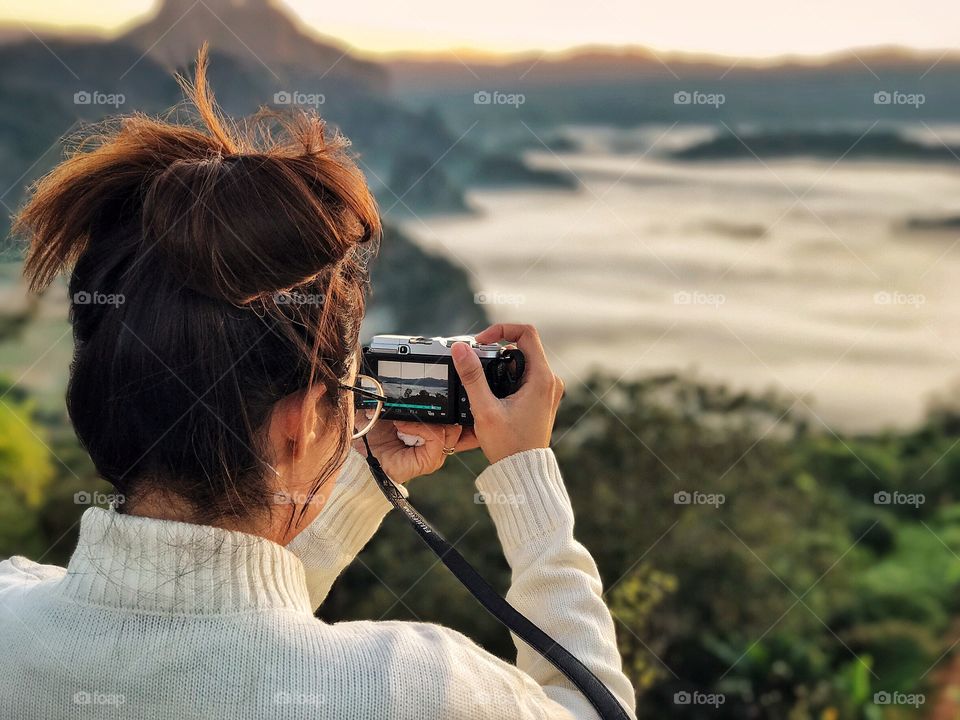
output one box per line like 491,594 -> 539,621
383,45 -> 960,135
0,24 -> 104,44
120,0 -> 386,92
386,45 -> 960,91
670,128 -> 960,161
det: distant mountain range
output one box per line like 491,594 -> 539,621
385,45 -> 960,89
387,51 -> 960,138
4,12 -> 956,85
1,0 -> 959,224
671,128 -> 960,161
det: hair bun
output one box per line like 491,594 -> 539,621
143,151 -> 370,304
17,45 -> 380,306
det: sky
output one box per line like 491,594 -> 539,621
0,0 -> 956,58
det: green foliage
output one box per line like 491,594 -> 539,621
2,368 -> 959,719
0,398 -> 54,508
609,565 -> 677,690
0,391 -> 55,556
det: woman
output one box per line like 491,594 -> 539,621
0,50 -> 636,719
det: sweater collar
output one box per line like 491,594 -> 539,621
57,507 -> 313,615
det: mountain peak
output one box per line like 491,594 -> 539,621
121,0 -> 386,90
160,0 -> 275,12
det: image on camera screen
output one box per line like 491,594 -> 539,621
377,360 -> 449,418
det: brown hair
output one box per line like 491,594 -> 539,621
14,47 -> 380,524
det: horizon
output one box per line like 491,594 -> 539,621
0,0 -> 956,62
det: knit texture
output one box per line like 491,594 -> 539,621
0,448 -> 636,719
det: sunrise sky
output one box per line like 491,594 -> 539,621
0,0 -> 955,58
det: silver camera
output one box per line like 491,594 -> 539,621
361,335 -> 525,425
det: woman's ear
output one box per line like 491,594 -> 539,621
270,385 -> 328,462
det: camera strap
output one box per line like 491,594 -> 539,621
361,440 -> 631,720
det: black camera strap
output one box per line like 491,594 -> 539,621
361,440 -> 632,720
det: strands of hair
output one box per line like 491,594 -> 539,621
14,44 -> 381,527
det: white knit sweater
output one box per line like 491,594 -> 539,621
0,448 -> 636,719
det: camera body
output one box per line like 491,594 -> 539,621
362,335 -> 524,425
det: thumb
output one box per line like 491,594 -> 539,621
451,342 -> 496,417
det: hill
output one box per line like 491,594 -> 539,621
120,0 -> 386,92
386,45 -> 960,91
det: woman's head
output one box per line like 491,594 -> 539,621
14,48 -> 380,531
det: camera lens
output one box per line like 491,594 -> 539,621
398,345 -> 409,355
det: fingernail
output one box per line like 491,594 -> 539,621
451,342 -> 469,361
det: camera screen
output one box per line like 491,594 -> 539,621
377,360 -> 449,419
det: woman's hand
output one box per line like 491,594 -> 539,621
353,420 -> 479,484
451,323 -> 564,465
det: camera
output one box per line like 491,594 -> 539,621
361,335 -> 524,425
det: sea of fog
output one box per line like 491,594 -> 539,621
400,127 -> 960,432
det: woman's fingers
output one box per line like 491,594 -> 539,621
441,423 -> 463,450
392,421 -> 478,452
392,421 -> 465,467
455,323 -> 559,464
451,342 -> 499,420
475,323 -> 544,359
391,420 -> 442,444
474,323 -> 551,391
366,420 -> 480,483
454,426 -> 480,452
